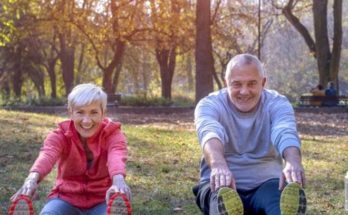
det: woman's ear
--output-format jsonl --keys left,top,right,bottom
{"left": 68, "top": 108, "right": 72, "bottom": 117}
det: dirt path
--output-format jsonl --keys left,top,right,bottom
{"left": 110, "top": 111, "right": 348, "bottom": 137}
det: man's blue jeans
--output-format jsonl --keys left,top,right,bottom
{"left": 39, "top": 198, "right": 107, "bottom": 215}
{"left": 194, "top": 178, "right": 282, "bottom": 215}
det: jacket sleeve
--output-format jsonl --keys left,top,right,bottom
{"left": 30, "top": 129, "right": 65, "bottom": 182}
{"left": 106, "top": 130, "right": 128, "bottom": 178}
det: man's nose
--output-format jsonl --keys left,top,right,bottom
{"left": 239, "top": 86, "right": 249, "bottom": 94}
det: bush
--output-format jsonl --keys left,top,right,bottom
{"left": 119, "top": 95, "right": 173, "bottom": 106}
{"left": 1, "top": 97, "right": 66, "bottom": 107}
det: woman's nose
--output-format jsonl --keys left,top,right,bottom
{"left": 82, "top": 115, "right": 92, "bottom": 123}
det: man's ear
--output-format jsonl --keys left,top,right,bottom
{"left": 262, "top": 77, "right": 267, "bottom": 87}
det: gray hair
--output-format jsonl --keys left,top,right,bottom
{"left": 67, "top": 83, "right": 107, "bottom": 112}
{"left": 225, "top": 53, "right": 265, "bottom": 80}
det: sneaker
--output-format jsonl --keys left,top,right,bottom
{"left": 8, "top": 195, "right": 34, "bottom": 215}
{"left": 280, "top": 182, "right": 307, "bottom": 215}
{"left": 107, "top": 192, "right": 132, "bottom": 215}
{"left": 217, "top": 187, "right": 244, "bottom": 215}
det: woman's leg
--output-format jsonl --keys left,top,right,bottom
{"left": 87, "top": 202, "right": 107, "bottom": 215}
{"left": 39, "top": 198, "right": 83, "bottom": 215}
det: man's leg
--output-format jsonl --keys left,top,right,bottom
{"left": 193, "top": 182, "right": 243, "bottom": 215}
{"left": 193, "top": 182, "right": 213, "bottom": 215}
{"left": 249, "top": 178, "right": 281, "bottom": 215}
{"left": 39, "top": 198, "right": 83, "bottom": 215}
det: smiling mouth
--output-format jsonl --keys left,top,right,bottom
{"left": 81, "top": 125, "right": 94, "bottom": 130}
{"left": 237, "top": 97, "right": 250, "bottom": 103}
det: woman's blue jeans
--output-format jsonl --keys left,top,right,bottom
{"left": 39, "top": 198, "right": 106, "bottom": 215}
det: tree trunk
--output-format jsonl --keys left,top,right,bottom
{"left": 102, "top": 40, "right": 126, "bottom": 94}
{"left": 155, "top": 47, "right": 176, "bottom": 100}
{"left": 313, "top": 0, "right": 331, "bottom": 86}
{"left": 195, "top": 0, "right": 214, "bottom": 103}
{"left": 111, "top": 61, "right": 123, "bottom": 93}
{"left": 13, "top": 47, "right": 23, "bottom": 97}
{"left": 59, "top": 34, "right": 75, "bottom": 96}
{"left": 48, "top": 58, "right": 57, "bottom": 98}
{"left": 186, "top": 54, "right": 194, "bottom": 91}
{"left": 329, "top": 0, "right": 342, "bottom": 91}
{"left": 142, "top": 52, "right": 151, "bottom": 95}
{"left": 282, "top": 0, "right": 342, "bottom": 92}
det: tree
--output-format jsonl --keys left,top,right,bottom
{"left": 211, "top": 1, "right": 273, "bottom": 88}
{"left": 195, "top": 0, "right": 215, "bottom": 103}
{"left": 148, "top": 0, "right": 194, "bottom": 100}
{"left": 274, "top": 0, "right": 342, "bottom": 90}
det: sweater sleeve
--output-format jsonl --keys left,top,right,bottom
{"left": 270, "top": 95, "right": 301, "bottom": 156}
{"left": 195, "top": 96, "right": 229, "bottom": 150}
{"left": 30, "top": 130, "right": 65, "bottom": 181}
{"left": 106, "top": 131, "right": 128, "bottom": 178}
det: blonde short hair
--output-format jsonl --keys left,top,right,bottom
{"left": 67, "top": 83, "right": 107, "bottom": 112}
{"left": 225, "top": 53, "right": 265, "bottom": 80}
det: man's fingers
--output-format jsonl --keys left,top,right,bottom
{"left": 291, "top": 171, "right": 299, "bottom": 183}
{"left": 284, "top": 170, "right": 292, "bottom": 184}
{"left": 225, "top": 174, "right": 232, "bottom": 189}
{"left": 230, "top": 177, "right": 236, "bottom": 190}
{"left": 220, "top": 174, "right": 227, "bottom": 187}
{"left": 215, "top": 174, "right": 220, "bottom": 191}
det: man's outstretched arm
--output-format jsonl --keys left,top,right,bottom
{"left": 279, "top": 146, "right": 306, "bottom": 190}
{"left": 204, "top": 138, "right": 236, "bottom": 192}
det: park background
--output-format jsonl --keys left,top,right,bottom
{"left": 1, "top": 0, "right": 348, "bottom": 214}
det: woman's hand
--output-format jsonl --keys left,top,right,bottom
{"left": 105, "top": 174, "right": 131, "bottom": 203}
{"left": 10, "top": 172, "right": 39, "bottom": 201}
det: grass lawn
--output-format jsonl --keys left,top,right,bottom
{"left": 0, "top": 109, "right": 347, "bottom": 214}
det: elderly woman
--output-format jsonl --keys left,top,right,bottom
{"left": 10, "top": 83, "right": 131, "bottom": 215}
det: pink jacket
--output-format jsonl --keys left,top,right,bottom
{"left": 30, "top": 118, "right": 127, "bottom": 209}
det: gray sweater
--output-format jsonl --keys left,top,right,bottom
{"left": 195, "top": 88, "right": 301, "bottom": 190}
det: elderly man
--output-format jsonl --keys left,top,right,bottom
{"left": 193, "top": 53, "right": 306, "bottom": 215}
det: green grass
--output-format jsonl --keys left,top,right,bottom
{"left": 0, "top": 109, "right": 347, "bottom": 214}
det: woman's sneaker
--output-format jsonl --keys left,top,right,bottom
{"left": 217, "top": 187, "right": 244, "bottom": 215}
{"left": 280, "top": 182, "right": 307, "bottom": 215}
{"left": 107, "top": 192, "right": 132, "bottom": 215}
{"left": 8, "top": 195, "right": 34, "bottom": 215}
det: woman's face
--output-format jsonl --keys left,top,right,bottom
{"left": 69, "top": 101, "right": 104, "bottom": 140}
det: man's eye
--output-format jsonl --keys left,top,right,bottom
{"left": 232, "top": 83, "right": 241, "bottom": 88}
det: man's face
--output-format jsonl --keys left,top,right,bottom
{"left": 226, "top": 63, "right": 266, "bottom": 112}
{"left": 69, "top": 101, "right": 105, "bottom": 140}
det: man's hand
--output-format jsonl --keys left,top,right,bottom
{"left": 10, "top": 172, "right": 39, "bottom": 201}
{"left": 204, "top": 138, "right": 236, "bottom": 192}
{"left": 210, "top": 165, "right": 236, "bottom": 192}
{"left": 279, "top": 146, "right": 306, "bottom": 190}
{"left": 105, "top": 174, "right": 131, "bottom": 203}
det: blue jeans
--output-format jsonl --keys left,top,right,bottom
{"left": 39, "top": 198, "right": 107, "bottom": 215}
{"left": 194, "top": 178, "right": 281, "bottom": 215}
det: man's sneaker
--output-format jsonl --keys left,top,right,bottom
{"left": 280, "top": 182, "right": 307, "bottom": 215}
{"left": 107, "top": 192, "right": 132, "bottom": 215}
{"left": 217, "top": 187, "right": 244, "bottom": 215}
{"left": 8, "top": 195, "right": 34, "bottom": 215}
